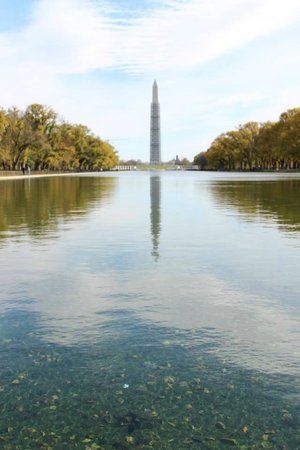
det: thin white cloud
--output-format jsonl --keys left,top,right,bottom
{"left": 115, "top": 0, "right": 300, "bottom": 72}
{"left": 1, "top": 0, "right": 300, "bottom": 74}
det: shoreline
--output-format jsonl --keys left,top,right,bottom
{"left": 0, "top": 172, "right": 94, "bottom": 181}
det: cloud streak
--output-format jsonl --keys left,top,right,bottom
{"left": 1, "top": 0, "right": 300, "bottom": 75}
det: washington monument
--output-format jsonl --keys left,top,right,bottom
{"left": 150, "top": 81, "right": 161, "bottom": 165}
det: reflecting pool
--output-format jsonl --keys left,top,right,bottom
{"left": 0, "top": 172, "right": 300, "bottom": 449}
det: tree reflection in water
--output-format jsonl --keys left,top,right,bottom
{"left": 0, "top": 176, "right": 117, "bottom": 242}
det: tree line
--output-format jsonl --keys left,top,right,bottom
{"left": 0, "top": 104, "right": 119, "bottom": 171}
{"left": 194, "top": 108, "right": 300, "bottom": 171}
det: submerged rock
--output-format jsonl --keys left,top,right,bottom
{"left": 220, "top": 437, "right": 238, "bottom": 446}
{"left": 215, "top": 421, "right": 226, "bottom": 430}
{"left": 282, "top": 412, "right": 295, "bottom": 426}
{"left": 115, "top": 411, "right": 153, "bottom": 433}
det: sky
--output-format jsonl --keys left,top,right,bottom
{"left": 0, "top": 0, "right": 300, "bottom": 162}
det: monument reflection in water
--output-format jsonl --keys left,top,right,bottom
{"left": 150, "top": 175, "right": 161, "bottom": 261}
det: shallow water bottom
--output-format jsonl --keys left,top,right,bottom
{"left": 1, "top": 310, "right": 299, "bottom": 450}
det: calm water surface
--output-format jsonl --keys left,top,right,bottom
{"left": 0, "top": 172, "right": 300, "bottom": 449}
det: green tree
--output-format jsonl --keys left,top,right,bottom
{"left": 233, "top": 122, "right": 261, "bottom": 170}
{"left": 277, "top": 108, "right": 300, "bottom": 169}
{"left": 193, "top": 152, "right": 207, "bottom": 170}
{"left": 0, "top": 109, "right": 9, "bottom": 169}
{"left": 24, "top": 104, "right": 58, "bottom": 170}
{"left": 205, "top": 133, "right": 237, "bottom": 170}
{"left": 256, "top": 121, "right": 279, "bottom": 169}
{"left": 2, "top": 107, "right": 36, "bottom": 170}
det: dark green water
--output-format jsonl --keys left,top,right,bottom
{"left": 0, "top": 172, "right": 300, "bottom": 449}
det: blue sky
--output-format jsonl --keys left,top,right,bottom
{"left": 0, "top": 0, "right": 300, "bottom": 162}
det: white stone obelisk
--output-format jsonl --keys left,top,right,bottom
{"left": 150, "top": 81, "right": 161, "bottom": 165}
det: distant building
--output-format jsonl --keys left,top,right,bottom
{"left": 150, "top": 81, "right": 161, "bottom": 165}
